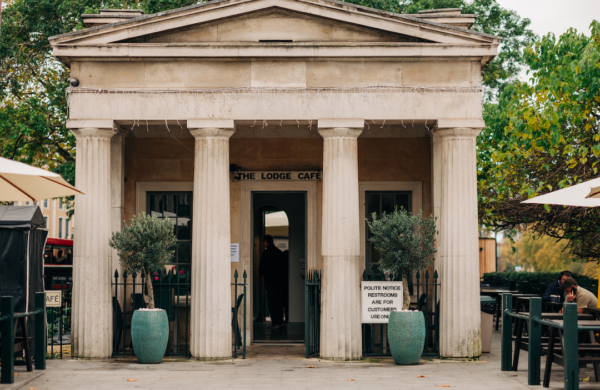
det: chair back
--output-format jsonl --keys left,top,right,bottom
{"left": 131, "top": 293, "right": 147, "bottom": 310}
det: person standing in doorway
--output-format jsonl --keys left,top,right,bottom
{"left": 259, "top": 235, "right": 285, "bottom": 328}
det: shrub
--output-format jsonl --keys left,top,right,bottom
{"left": 483, "top": 271, "right": 598, "bottom": 293}
{"left": 367, "top": 208, "right": 437, "bottom": 309}
{"left": 109, "top": 213, "right": 177, "bottom": 309}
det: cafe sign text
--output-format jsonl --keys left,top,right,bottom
{"left": 234, "top": 171, "right": 322, "bottom": 181}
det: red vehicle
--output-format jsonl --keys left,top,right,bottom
{"left": 44, "top": 238, "right": 73, "bottom": 290}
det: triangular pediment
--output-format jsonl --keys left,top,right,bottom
{"left": 120, "top": 9, "right": 429, "bottom": 44}
{"left": 50, "top": 0, "right": 501, "bottom": 46}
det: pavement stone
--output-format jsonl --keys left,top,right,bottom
{"left": 2, "top": 331, "right": 600, "bottom": 389}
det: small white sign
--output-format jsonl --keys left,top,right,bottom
{"left": 231, "top": 243, "right": 239, "bottom": 263}
{"left": 361, "top": 281, "right": 403, "bottom": 323}
{"left": 45, "top": 291, "right": 62, "bottom": 308}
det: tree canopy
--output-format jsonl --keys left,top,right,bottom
{"left": 478, "top": 21, "right": 600, "bottom": 259}
{"left": 0, "top": 0, "right": 199, "bottom": 183}
{"left": 344, "top": 0, "right": 536, "bottom": 96}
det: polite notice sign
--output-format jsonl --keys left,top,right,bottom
{"left": 361, "top": 281, "right": 403, "bottom": 323}
{"left": 234, "top": 171, "right": 322, "bottom": 181}
{"left": 45, "top": 291, "right": 62, "bottom": 308}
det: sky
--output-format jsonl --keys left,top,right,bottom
{"left": 496, "top": 0, "right": 599, "bottom": 38}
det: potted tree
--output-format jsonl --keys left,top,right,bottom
{"left": 367, "top": 208, "right": 436, "bottom": 365}
{"left": 109, "top": 213, "right": 177, "bottom": 364}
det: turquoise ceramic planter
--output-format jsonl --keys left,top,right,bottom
{"left": 387, "top": 310, "right": 425, "bottom": 365}
{"left": 131, "top": 309, "right": 169, "bottom": 364}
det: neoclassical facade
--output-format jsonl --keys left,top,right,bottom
{"left": 50, "top": 0, "right": 499, "bottom": 360}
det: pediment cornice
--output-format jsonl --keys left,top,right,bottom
{"left": 49, "top": 0, "right": 501, "bottom": 47}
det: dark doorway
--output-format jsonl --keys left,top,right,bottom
{"left": 252, "top": 192, "right": 306, "bottom": 343}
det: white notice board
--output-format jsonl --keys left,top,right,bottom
{"left": 45, "top": 291, "right": 62, "bottom": 308}
{"left": 231, "top": 243, "right": 239, "bottom": 262}
{"left": 361, "top": 281, "right": 403, "bottom": 323}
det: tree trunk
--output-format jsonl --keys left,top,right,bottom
{"left": 145, "top": 271, "right": 155, "bottom": 309}
{"left": 402, "top": 270, "right": 410, "bottom": 310}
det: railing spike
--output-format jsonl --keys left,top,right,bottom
{"left": 243, "top": 270, "right": 247, "bottom": 278}
{"left": 132, "top": 272, "right": 137, "bottom": 279}
{"left": 425, "top": 270, "right": 430, "bottom": 279}
{"left": 434, "top": 270, "right": 439, "bottom": 279}
{"left": 114, "top": 269, "right": 119, "bottom": 278}
{"left": 123, "top": 270, "right": 128, "bottom": 279}
{"left": 416, "top": 270, "right": 420, "bottom": 280}
{"left": 234, "top": 269, "right": 239, "bottom": 278}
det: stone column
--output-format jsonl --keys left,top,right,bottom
{"left": 71, "top": 127, "right": 114, "bottom": 358}
{"left": 318, "top": 119, "right": 363, "bottom": 360}
{"left": 435, "top": 127, "right": 482, "bottom": 358}
{"left": 188, "top": 120, "right": 235, "bottom": 359}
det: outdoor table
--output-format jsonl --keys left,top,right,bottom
{"left": 582, "top": 307, "right": 600, "bottom": 320}
{"left": 511, "top": 312, "right": 594, "bottom": 371}
{"left": 543, "top": 319, "right": 600, "bottom": 387}
{"left": 543, "top": 301, "right": 563, "bottom": 313}
{"left": 480, "top": 288, "right": 518, "bottom": 330}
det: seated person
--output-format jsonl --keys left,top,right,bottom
{"left": 542, "top": 270, "right": 573, "bottom": 305}
{"left": 562, "top": 277, "right": 598, "bottom": 313}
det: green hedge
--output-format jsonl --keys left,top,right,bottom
{"left": 483, "top": 271, "right": 598, "bottom": 293}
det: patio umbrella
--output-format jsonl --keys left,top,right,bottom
{"left": 522, "top": 176, "right": 600, "bottom": 305}
{"left": 0, "top": 157, "right": 84, "bottom": 202}
{"left": 522, "top": 177, "right": 600, "bottom": 207}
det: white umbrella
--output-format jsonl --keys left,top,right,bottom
{"left": 521, "top": 177, "right": 600, "bottom": 208}
{"left": 0, "top": 157, "right": 84, "bottom": 202}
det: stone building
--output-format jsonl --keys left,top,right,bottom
{"left": 49, "top": 0, "right": 499, "bottom": 360}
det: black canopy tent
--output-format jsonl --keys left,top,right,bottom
{"left": 0, "top": 205, "right": 48, "bottom": 354}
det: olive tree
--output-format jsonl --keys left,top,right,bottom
{"left": 109, "top": 213, "right": 177, "bottom": 309}
{"left": 367, "top": 209, "right": 437, "bottom": 309}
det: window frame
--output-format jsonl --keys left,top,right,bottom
{"left": 146, "top": 191, "right": 193, "bottom": 275}
{"left": 359, "top": 181, "right": 423, "bottom": 270}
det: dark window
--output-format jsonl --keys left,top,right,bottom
{"left": 147, "top": 192, "right": 193, "bottom": 278}
{"left": 44, "top": 245, "right": 73, "bottom": 265}
{"left": 365, "top": 191, "right": 412, "bottom": 267}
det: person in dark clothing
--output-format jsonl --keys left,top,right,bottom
{"left": 542, "top": 270, "right": 573, "bottom": 305}
{"left": 259, "top": 235, "right": 285, "bottom": 328}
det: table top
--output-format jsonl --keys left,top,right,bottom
{"left": 519, "top": 312, "right": 594, "bottom": 320}
{"left": 481, "top": 289, "right": 518, "bottom": 294}
{"left": 514, "top": 294, "right": 542, "bottom": 299}
{"left": 548, "top": 319, "right": 600, "bottom": 328}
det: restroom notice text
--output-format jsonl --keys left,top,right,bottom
{"left": 361, "top": 281, "right": 403, "bottom": 324}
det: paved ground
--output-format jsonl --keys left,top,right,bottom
{"left": 3, "top": 332, "right": 600, "bottom": 390}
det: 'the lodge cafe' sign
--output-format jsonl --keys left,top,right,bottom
{"left": 233, "top": 171, "right": 322, "bottom": 181}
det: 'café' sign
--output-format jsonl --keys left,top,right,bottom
{"left": 234, "top": 171, "right": 322, "bottom": 181}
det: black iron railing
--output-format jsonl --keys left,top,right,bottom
{"left": 232, "top": 270, "right": 247, "bottom": 359}
{"left": 0, "top": 293, "right": 46, "bottom": 384}
{"left": 362, "top": 269, "right": 440, "bottom": 357}
{"left": 46, "top": 283, "right": 71, "bottom": 359}
{"left": 112, "top": 268, "right": 247, "bottom": 358}
{"left": 305, "top": 270, "right": 321, "bottom": 358}
{"left": 112, "top": 268, "right": 192, "bottom": 357}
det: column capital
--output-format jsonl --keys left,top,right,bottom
{"left": 67, "top": 119, "right": 114, "bottom": 129}
{"left": 71, "top": 128, "right": 115, "bottom": 140}
{"left": 436, "top": 119, "right": 485, "bottom": 129}
{"left": 188, "top": 119, "right": 235, "bottom": 139}
{"left": 433, "top": 128, "right": 481, "bottom": 139}
{"left": 318, "top": 119, "right": 363, "bottom": 139}
{"left": 189, "top": 128, "right": 235, "bottom": 139}
{"left": 318, "top": 118, "right": 364, "bottom": 130}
